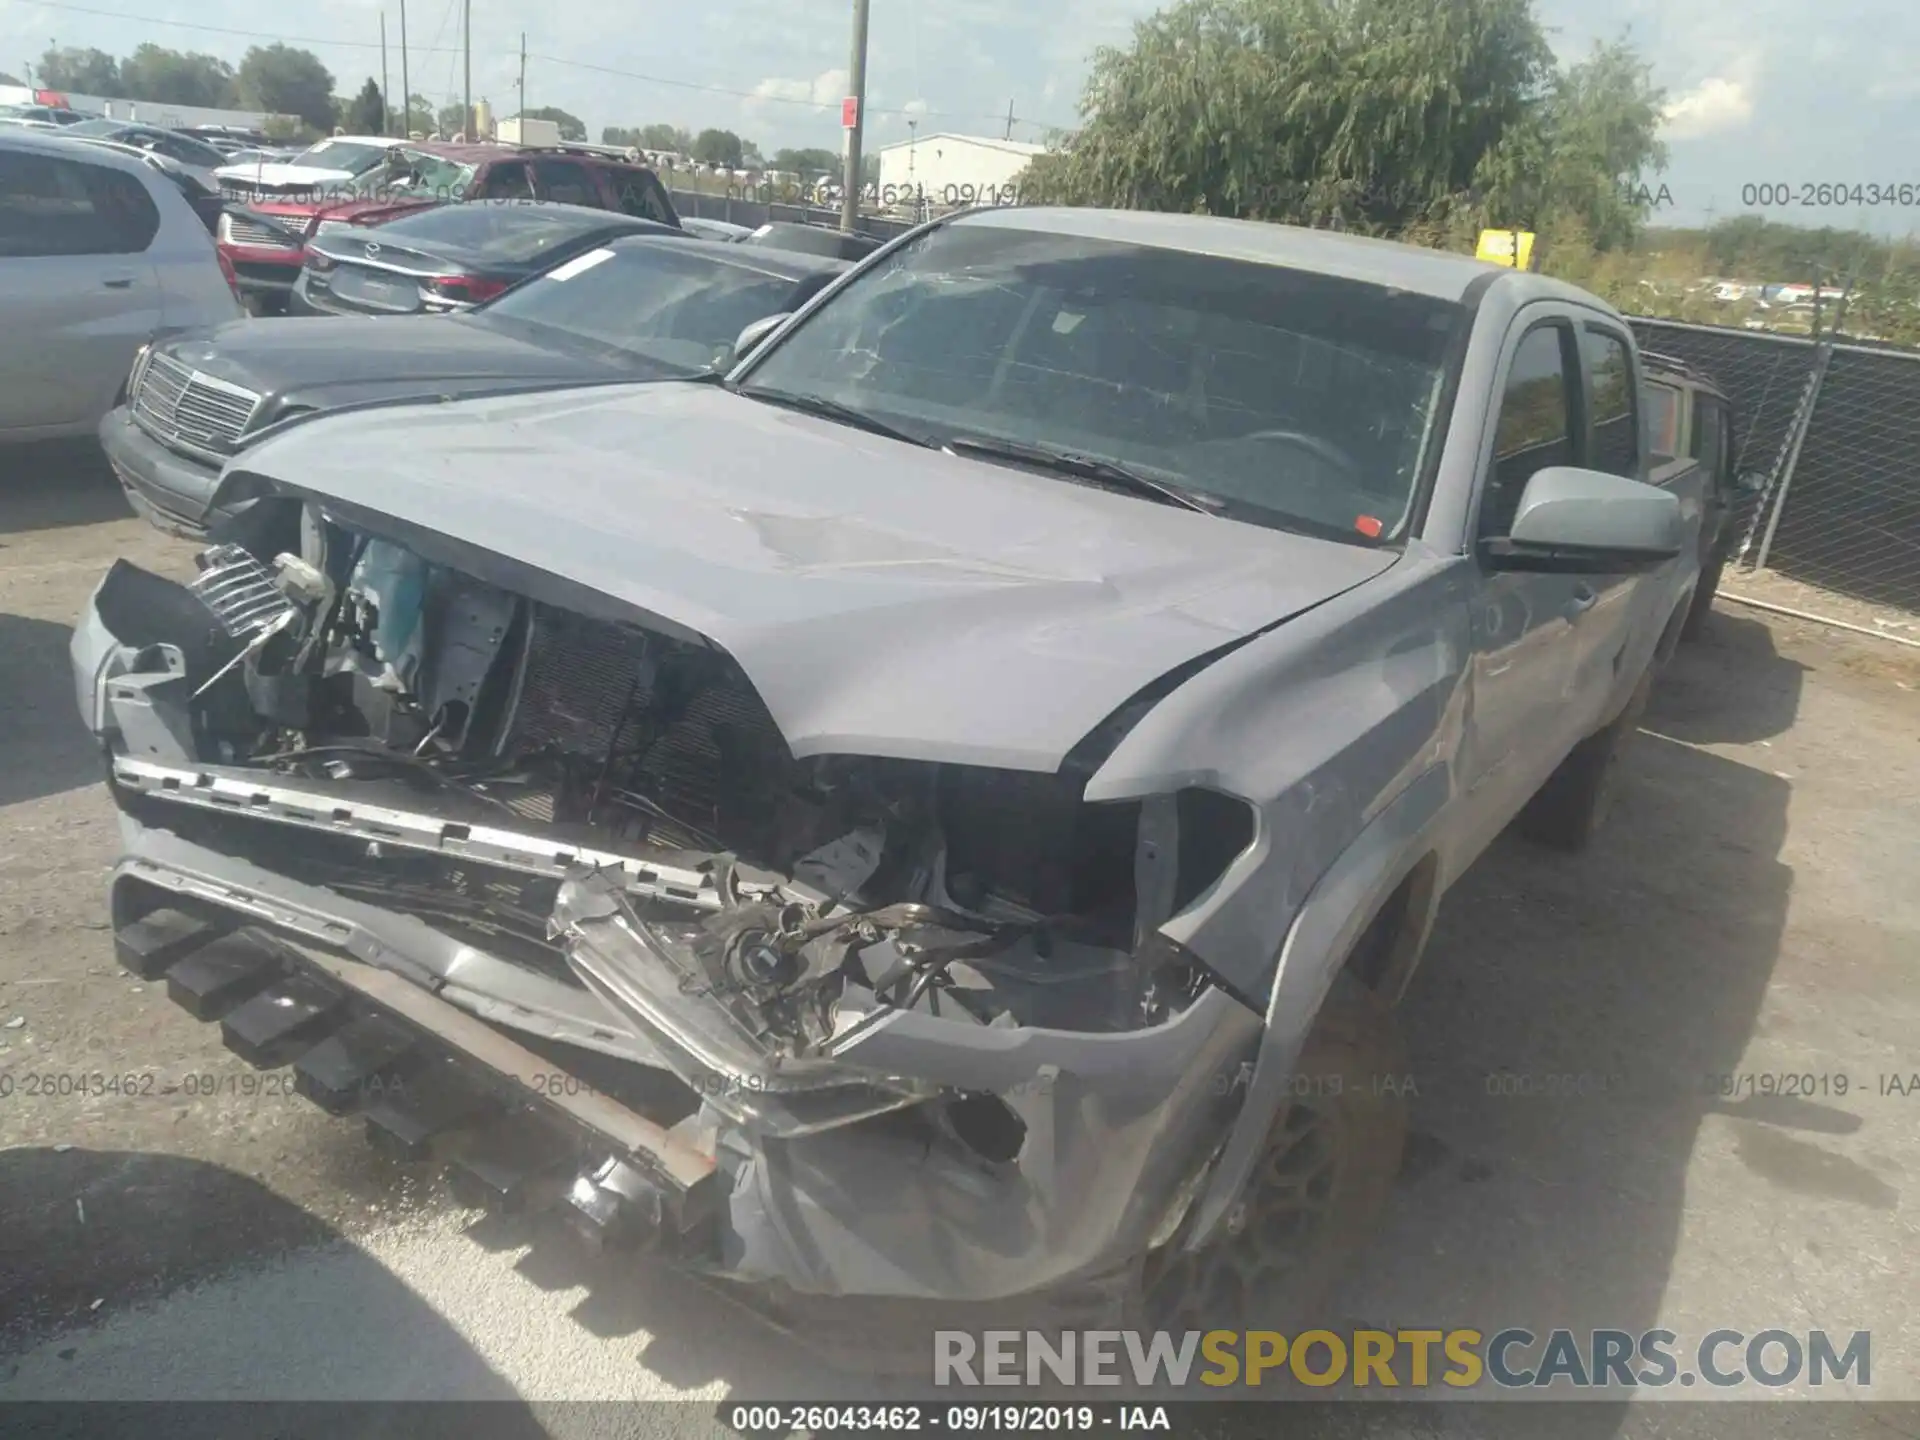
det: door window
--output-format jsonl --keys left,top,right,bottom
{"left": 608, "top": 167, "right": 676, "bottom": 224}
{"left": 530, "top": 159, "right": 599, "bottom": 207}
{"left": 1644, "top": 380, "right": 1682, "bottom": 462}
{"left": 1582, "top": 325, "right": 1639, "bottom": 477}
{"left": 1480, "top": 322, "right": 1577, "bottom": 540}
{"left": 1691, "top": 394, "right": 1725, "bottom": 481}
{"left": 475, "top": 161, "right": 533, "bottom": 200}
{"left": 0, "top": 150, "right": 159, "bottom": 256}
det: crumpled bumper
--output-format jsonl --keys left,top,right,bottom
{"left": 73, "top": 563, "right": 1266, "bottom": 1309}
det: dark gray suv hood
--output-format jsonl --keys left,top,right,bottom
{"left": 229, "top": 382, "right": 1398, "bottom": 770}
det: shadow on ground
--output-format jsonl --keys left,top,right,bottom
{"left": 0, "top": 443, "right": 129, "bottom": 539}
{"left": 0, "top": 613, "right": 105, "bottom": 807}
{"left": 1647, "top": 609, "right": 1809, "bottom": 746}
{"left": 1322, "top": 621, "right": 1811, "bottom": 1437}
{"left": 0, "top": 1148, "right": 547, "bottom": 1435}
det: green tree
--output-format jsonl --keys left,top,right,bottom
{"left": 691, "top": 127, "right": 745, "bottom": 168}
{"left": 346, "top": 78, "right": 386, "bottom": 134}
{"left": 518, "top": 105, "right": 585, "bottom": 140}
{"left": 36, "top": 46, "right": 121, "bottom": 95}
{"left": 119, "top": 44, "right": 238, "bottom": 107}
{"left": 0, "top": 71, "right": 21, "bottom": 86}
{"left": 771, "top": 146, "right": 839, "bottom": 177}
{"left": 1477, "top": 37, "right": 1668, "bottom": 249}
{"left": 398, "top": 93, "right": 434, "bottom": 136}
{"left": 645, "top": 123, "right": 693, "bottom": 152}
{"left": 1020, "top": 0, "right": 1665, "bottom": 249}
{"left": 235, "top": 45, "right": 336, "bottom": 131}
{"left": 438, "top": 102, "right": 469, "bottom": 137}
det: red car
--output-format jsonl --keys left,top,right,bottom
{"left": 218, "top": 141, "right": 681, "bottom": 314}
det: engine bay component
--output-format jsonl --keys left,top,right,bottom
{"left": 189, "top": 543, "right": 298, "bottom": 641}
{"left": 97, "top": 511, "right": 1251, "bottom": 1142}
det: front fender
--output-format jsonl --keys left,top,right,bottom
{"left": 1179, "top": 760, "right": 1451, "bottom": 1251}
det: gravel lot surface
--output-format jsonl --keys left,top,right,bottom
{"left": 2, "top": 448, "right": 1916, "bottom": 1438}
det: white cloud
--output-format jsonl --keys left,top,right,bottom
{"left": 1661, "top": 76, "right": 1754, "bottom": 138}
{"left": 748, "top": 67, "right": 849, "bottom": 112}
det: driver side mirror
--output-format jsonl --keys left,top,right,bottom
{"left": 1482, "top": 466, "right": 1684, "bottom": 574}
{"left": 731, "top": 312, "right": 790, "bottom": 362}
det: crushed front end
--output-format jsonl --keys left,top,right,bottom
{"left": 71, "top": 499, "right": 1265, "bottom": 1334}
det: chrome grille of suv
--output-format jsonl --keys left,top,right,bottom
{"left": 223, "top": 213, "right": 301, "bottom": 248}
{"left": 132, "top": 352, "right": 260, "bottom": 452}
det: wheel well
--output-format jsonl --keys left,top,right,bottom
{"left": 1342, "top": 853, "right": 1440, "bottom": 1004}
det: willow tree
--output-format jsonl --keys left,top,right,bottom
{"left": 1020, "top": 0, "right": 1666, "bottom": 247}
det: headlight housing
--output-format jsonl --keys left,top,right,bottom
{"left": 127, "top": 342, "right": 154, "bottom": 400}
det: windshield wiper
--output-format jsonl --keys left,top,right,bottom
{"left": 943, "top": 434, "right": 1219, "bottom": 514}
{"left": 732, "top": 386, "right": 935, "bottom": 447}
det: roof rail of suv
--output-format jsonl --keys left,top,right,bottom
{"left": 1640, "top": 348, "right": 1701, "bottom": 378}
{"left": 511, "top": 140, "right": 651, "bottom": 164}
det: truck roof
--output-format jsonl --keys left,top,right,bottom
{"left": 951, "top": 206, "right": 1622, "bottom": 311}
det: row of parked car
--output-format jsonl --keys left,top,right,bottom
{"left": 32, "top": 105, "right": 1769, "bottom": 1348}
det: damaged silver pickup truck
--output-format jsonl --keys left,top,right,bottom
{"left": 70, "top": 206, "right": 1704, "bottom": 1350}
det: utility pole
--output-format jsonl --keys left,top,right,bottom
{"left": 517, "top": 32, "right": 526, "bottom": 120}
{"left": 399, "top": 0, "right": 410, "bottom": 137}
{"left": 838, "top": 0, "right": 870, "bottom": 233}
{"left": 1004, "top": 99, "right": 1013, "bottom": 141}
{"left": 462, "top": 0, "right": 472, "bottom": 140}
{"left": 380, "top": 14, "right": 390, "bottom": 135}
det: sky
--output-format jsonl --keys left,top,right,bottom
{"left": 7, "top": 0, "right": 1920, "bottom": 235}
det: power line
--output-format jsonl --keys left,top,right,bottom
{"left": 26, "top": 0, "right": 1072, "bottom": 134}
{"left": 30, "top": 0, "right": 455, "bottom": 53}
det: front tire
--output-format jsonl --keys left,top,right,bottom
{"left": 1142, "top": 973, "right": 1408, "bottom": 1334}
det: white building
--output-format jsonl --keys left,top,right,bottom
{"left": 39, "top": 89, "right": 279, "bottom": 131}
{"left": 874, "top": 132, "right": 1046, "bottom": 205}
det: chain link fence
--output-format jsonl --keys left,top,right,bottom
{"left": 1630, "top": 318, "right": 1920, "bottom": 620}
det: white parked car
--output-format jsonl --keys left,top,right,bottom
{"left": 215, "top": 135, "right": 396, "bottom": 198}
{"left": 0, "top": 127, "right": 242, "bottom": 442}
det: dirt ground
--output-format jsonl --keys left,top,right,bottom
{"left": 2, "top": 446, "right": 1916, "bottom": 1433}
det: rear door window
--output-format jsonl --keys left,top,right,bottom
{"left": 530, "top": 160, "right": 601, "bottom": 207}
{"left": 607, "top": 167, "right": 677, "bottom": 224}
{"left": 1644, "top": 381, "right": 1682, "bottom": 462}
{"left": 0, "top": 150, "right": 159, "bottom": 256}
{"left": 1691, "top": 394, "right": 1725, "bottom": 481}
{"left": 476, "top": 161, "right": 533, "bottom": 200}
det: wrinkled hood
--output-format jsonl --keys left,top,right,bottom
{"left": 163, "top": 316, "right": 620, "bottom": 398}
{"left": 229, "top": 383, "right": 1399, "bottom": 771}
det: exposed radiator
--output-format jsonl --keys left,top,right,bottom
{"left": 498, "top": 604, "right": 790, "bottom": 845}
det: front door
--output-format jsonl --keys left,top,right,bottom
{"left": 1456, "top": 311, "right": 1593, "bottom": 854}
